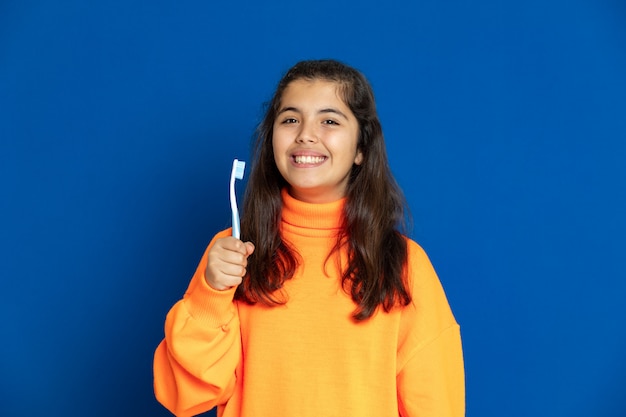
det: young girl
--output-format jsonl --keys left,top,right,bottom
{"left": 154, "top": 59, "right": 465, "bottom": 417}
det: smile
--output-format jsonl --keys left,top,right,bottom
{"left": 294, "top": 155, "right": 326, "bottom": 164}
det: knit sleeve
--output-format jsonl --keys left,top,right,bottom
{"left": 396, "top": 241, "right": 465, "bottom": 417}
{"left": 153, "top": 230, "right": 241, "bottom": 417}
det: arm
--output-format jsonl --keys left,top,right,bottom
{"left": 397, "top": 324, "right": 465, "bottom": 416}
{"left": 153, "top": 231, "right": 252, "bottom": 417}
{"left": 397, "top": 241, "right": 465, "bottom": 417}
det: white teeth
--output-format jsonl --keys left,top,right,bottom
{"left": 294, "top": 155, "right": 325, "bottom": 164}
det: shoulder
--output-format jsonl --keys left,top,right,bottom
{"left": 404, "top": 237, "right": 437, "bottom": 283}
{"left": 400, "top": 237, "right": 459, "bottom": 339}
{"left": 405, "top": 238, "right": 430, "bottom": 262}
{"left": 403, "top": 237, "right": 454, "bottom": 314}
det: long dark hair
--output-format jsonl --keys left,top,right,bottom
{"left": 236, "top": 59, "right": 411, "bottom": 321}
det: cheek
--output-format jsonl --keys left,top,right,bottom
{"left": 272, "top": 142, "right": 281, "bottom": 161}
{"left": 271, "top": 135, "right": 288, "bottom": 167}
{"left": 272, "top": 129, "right": 285, "bottom": 149}
{"left": 271, "top": 132, "right": 281, "bottom": 154}
{"left": 273, "top": 128, "right": 295, "bottom": 157}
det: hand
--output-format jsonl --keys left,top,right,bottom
{"left": 204, "top": 237, "right": 255, "bottom": 291}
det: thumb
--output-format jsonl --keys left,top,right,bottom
{"left": 244, "top": 241, "right": 255, "bottom": 257}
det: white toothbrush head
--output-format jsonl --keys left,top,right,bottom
{"left": 232, "top": 159, "right": 246, "bottom": 180}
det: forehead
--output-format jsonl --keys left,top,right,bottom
{"left": 280, "top": 79, "right": 347, "bottom": 107}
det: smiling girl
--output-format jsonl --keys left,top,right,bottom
{"left": 154, "top": 59, "right": 465, "bottom": 417}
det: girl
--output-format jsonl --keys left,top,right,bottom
{"left": 154, "top": 59, "right": 465, "bottom": 417}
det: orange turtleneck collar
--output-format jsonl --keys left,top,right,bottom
{"left": 280, "top": 188, "right": 345, "bottom": 236}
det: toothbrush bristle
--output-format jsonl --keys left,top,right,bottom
{"left": 234, "top": 160, "right": 246, "bottom": 179}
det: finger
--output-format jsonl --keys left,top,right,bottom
{"left": 204, "top": 261, "right": 245, "bottom": 290}
{"left": 215, "top": 248, "right": 248, "bottom": 266}
{"left": 206, "top": 272, "right": 242, "bottom": 291}
{"left": 220, "top": 236, "right": 249, "bottom": 255}
{"left": 244, "top": 241, "right": 255, "bottom": 256}
{"left": 216, "top": 261, "right": 247, "bottom": 278}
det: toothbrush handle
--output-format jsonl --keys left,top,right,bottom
{"left": 232, "top": 209, "right": 240, "bottom": 239}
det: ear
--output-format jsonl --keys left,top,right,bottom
{"left": 354, "top": 150, "right": 364, "bottom": 165}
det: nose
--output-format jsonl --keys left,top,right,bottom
{"left": 296, "top": 121, "right": 318, "bottom": 144}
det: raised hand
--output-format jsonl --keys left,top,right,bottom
{"left": 204, "top": 237, "right": 255, "bottom": 291}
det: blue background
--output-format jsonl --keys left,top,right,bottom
{"left": 1, "top": 1, "right": 625, "bottom": 416}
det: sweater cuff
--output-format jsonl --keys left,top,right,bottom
{"left": 184, "top": 271, "right": 238, "bottom": 328}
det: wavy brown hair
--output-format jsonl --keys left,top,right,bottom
{"left": 236, "top": 59, "right": 411, "bottom": 321}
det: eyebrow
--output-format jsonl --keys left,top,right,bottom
{"left": 277, "top": 106, "right": 350, "bottom": 121}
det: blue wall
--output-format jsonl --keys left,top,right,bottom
{"left": 1, "top": 1, "right": 625, "bottom": 416}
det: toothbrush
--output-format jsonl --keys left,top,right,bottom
{"left": 230, "top": 158, "right": 246, "bottom": 239}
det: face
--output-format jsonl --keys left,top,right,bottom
{"left": 272, "top": 79, "right": 363, "bottom": 204}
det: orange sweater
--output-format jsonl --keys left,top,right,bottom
{"left": 154, "top": 191, "right": 465, "bottom": 416}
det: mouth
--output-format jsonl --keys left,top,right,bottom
{"left": 293, "top": 155, "right": 327, "bottom": 164}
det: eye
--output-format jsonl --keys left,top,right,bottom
{"left": 322, "top": 119, "right": 340, "bottom": 125}
{"left": 281, "top": 117, "right": 298, "bottom": 124}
